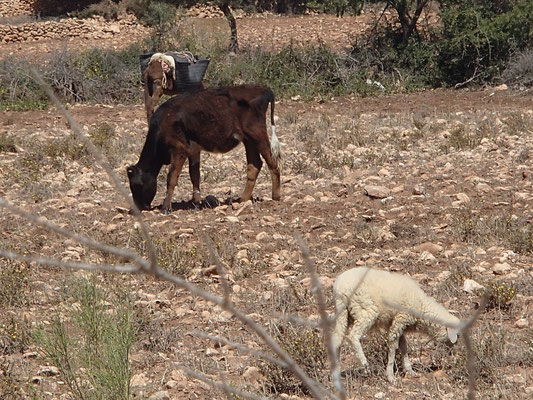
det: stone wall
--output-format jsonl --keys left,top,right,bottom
{"left": 0, "top": 14, "right": 142, "bottom": 43}
{"left": 0, "top": 0, "right": 33, "bottom": 17}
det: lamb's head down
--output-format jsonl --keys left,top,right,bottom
{"left": 422, "top": 320, "right": 460, "bottom": 346}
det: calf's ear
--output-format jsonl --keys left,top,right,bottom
{"left": 447, "top": 327, "right": 459, "bottom": 344}
{"left": 126, "top": 165, "right": 135, "bottom": 178}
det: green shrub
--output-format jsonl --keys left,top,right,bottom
{"left": 0, "top": 59, "right": 48, "bottom": 111}
{"left": 0, "top": 260, "right": 29, "bottom": 308}
{"left": 438, "top": 0, "right": 533, "bottom": 85}
{"left": 0, "top": 134, "right": 17, "bottom": 153}
{"left": 47, "top": 46, "right": 142, "bottom": 104}
{"left": 258, "top": 322, "right": 326, "bottom": 396}
{"left": 35, "top": 276, "right": 136, "bottom": 400}
{"left": 503, "top": 48, "right": 533, "bottom": 87}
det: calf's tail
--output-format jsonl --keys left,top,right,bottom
{"left": 267, "top": 88, "right": 281, "bottom": 165}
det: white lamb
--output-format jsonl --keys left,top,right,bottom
{"left": 332, "top": 267, "right": 460, "bottom": 382}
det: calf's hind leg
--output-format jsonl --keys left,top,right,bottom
{"left": 188, "top": 150, "right": 202, "bottom": 204}
{"left": 257, "top": 135, "right": 281, "bottom": 201}
{"left": 240, "top": 140, "right": 262, "bottom": 202}
{"left": 162, "top": 153, "right": 186, "bottom": 213}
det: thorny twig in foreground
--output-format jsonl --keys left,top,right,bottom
{"left": 297, "top": 234, "right": 346, "bottom": 400}
{"left": 0, "top": 68, "right": 337, "bottom": 399}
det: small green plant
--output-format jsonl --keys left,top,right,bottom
{"left": 258, "top": 322, "right": 326, "bottom": 396}
{"left": 0, "top": 260, "right": 29, "bottom": 308}
{"left": 43, "top": 137, "right": 89, "bottom": 163}
{"left": 0, "top": 134, "right": 17, "bottom": 153}
{"left": 0, "top": 361, "right": 27, "bottom": 398}
{"left": 89, "top": 122, "right": 115, "bottom": 149}
{"left": 0, "top": 315, "right": 32, "bottom": 355}
{"left": 485, "top": 280, "right": 516, "bottom": 311}
{"left": 35, "top": 276, "right": 136, "bottom": 400}
{"left": 153, "top": 238, "right": 205, "bottom": 277}
{"left": 448, "top": 126, "right": 481, "bottom": 150}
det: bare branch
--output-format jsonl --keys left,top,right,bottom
{"left": 202, "top": 232, "right": 232, "bottom": 307}
{"left": 0, "top": 248, "right": 140, "bottom": 274}
{"left": 193, "top": 330, "right": 289, "bottom": 368}
{"left": 297, "top": 235, "right": 345, "bottom": 400}
{"left": 176, "top": 364, "right": 267, "bottom": 400}
{"left": 152, "top": 267, "right": 332, "bottom": 399}
{"left": 0, "top": 197, "right": 147, "bottom": 268}
{"left": 28, "top": 68, "right": 158, "bottom": 270}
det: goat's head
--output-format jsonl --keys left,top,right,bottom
{"left": 126, "top": 165, "right": 157, "bottom": 211}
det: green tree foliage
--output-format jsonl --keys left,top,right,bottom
{"left": 438, "top": 0, "right": 533, "bottom": 85}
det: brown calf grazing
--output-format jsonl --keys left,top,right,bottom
{"left": 127, "top": 85, "right": 281, "bottom": 213}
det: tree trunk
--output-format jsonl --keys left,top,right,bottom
{"left": 218, "top": 1, "right": 239, "bottom": 53}
{"left": 390, "top": 0, "right": 430, "bottom": 47}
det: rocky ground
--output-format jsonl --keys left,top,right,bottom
{"left": 1, "top": 6, "right": 532, "bottom": 400}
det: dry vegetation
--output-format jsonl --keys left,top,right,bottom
{"left": 1, "top": 86, "right": 532, "bottom": 399}
{"left": 1, "top": 5, "right": 533, "bottom": 400}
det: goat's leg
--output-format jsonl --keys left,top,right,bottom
{"left": 240, "top": 140, "right": 262, "bottom": 202}
{"left": 256, "top": 132, "right": 281, "bottom": 201}
{"left": 144, "top": 82, "right": 163, "bottom": 122}
{"left": 188, "top": 150, "right": 201, "bottom": 204}
{"left": 386, "top": 313, "right": 411, "bottom": 382}
{"left": 399, "top": 334, "right": 417, "bottom": 377}
{"left": 162, "top": 153, "right": 186, "bottom": 214}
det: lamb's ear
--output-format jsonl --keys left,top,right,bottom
{"left": 447, "top": 327, "right": 459, "bottom": 344}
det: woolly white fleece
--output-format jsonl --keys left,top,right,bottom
{"left": 332, "top": 267, "right": 460, "bottom": 382}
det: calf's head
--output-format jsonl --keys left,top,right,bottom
{"left": 126, "top": 165, "right": 157, "bottom": 211}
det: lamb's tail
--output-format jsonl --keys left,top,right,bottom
{"left": 331, "top": 294, "right": 349, "bottom": 357}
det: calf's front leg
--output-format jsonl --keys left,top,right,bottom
{"left": 188, "top": 151, "right": 202, "bottom": 204}
{"left": 162, "top": 154, "right": 186, "bottom": 214}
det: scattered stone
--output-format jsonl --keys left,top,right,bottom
{"left": 414, "top": 242, "right": 443, "bottom": 255}
{"left": 420, "top": 251, "right": 436, "bottom": 262}
{"left": 456, "top": 192, "right": 470, "bottom": 203}
{"left": 493, "top": 262, "right": 512, "bottom": 275}
{"left": 256, "top": 232, "right": 269, "bottom": 241}
{"left": 462, "top": 279, "right": 484, "bottom": 294}
{"left": 148, "top": 391, "right": 170, "bottom": 400}
{"left": 131, "top": 373, "right": 148, "bottom": 388}
{"left": 204, "top": 195, "right": 220, "bottom": 208}
{"left": 515, "top": 318, "right": 528, "bottom": 329}
{"left": 242, "top": 366, "right": 264, "bottom": 384}
{"left": 31, "top": 376, "right": 42, "bottom": 384}
{"left": 363, "top": 185, "right": 390, "bottom": 199}
{"left": 37, "top": 366, "right": 60, "bottom": 376}
{"left": 413, "top": 185, "right": 424, "bottom": 195}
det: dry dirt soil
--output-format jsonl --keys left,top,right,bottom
{"left": 1, "top": 10, "right": 533, "bottom": 400}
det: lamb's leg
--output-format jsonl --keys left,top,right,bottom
{"left": 386, "top": 313, "right": 411, "bottom": 383}
{"left": 162, "top": 153, "right": 186, "bottom": 214}
{"left": 346, "top": 311, "right": 377, "bottom": 374}
{"left": 240, "top": 140, "right": 262, "bottom": 202}
{"left": 188, "top": 151, "right": 201, "bottom": 204}
{"left": 331, "top": 301, "right": 349, "bottom": 360}
{"left": 399, "top": 334, "right": 417, "bottom": 377}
